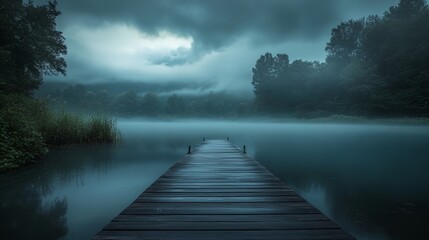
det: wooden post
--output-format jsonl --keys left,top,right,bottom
{"left": 243, "top": 145, "right": 246, "bottom": 154}
{"left": 188, "top": 146, "right": 191, "bottom": 154}
{"left": 227, "top": 137, "right": 229, "bottom": 141}
{"left": 203, "top": 137, "right": 205, "bottom": 142}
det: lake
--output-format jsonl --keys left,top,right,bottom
{"left": 1, "top": 120, "right": 428, "bottom": 240}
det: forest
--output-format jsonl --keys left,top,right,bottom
{"left": 38, "top": 84, "right": 253, "bottom": 117}
{"left": 38, "top": 0, "right": 429, "bottom": 119}
{"left": 252, "top": 0, "right": 429, "bottom": 117}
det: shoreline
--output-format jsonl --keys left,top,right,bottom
{"left": 113, "top": 115, "right": 429, "bottom": 126}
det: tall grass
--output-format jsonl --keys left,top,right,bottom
{"left": 1, "top": 94, "right": 121, "bottom": 171}
{"left": 36, "top": 110, "right": 121, "bottom": 146}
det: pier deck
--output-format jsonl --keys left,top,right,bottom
{"left": 93, "top": 139, "right": 354, "bottom": 239}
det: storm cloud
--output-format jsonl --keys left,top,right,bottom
{"left": 37, "top": 0, "right": 398, "bottom": 95}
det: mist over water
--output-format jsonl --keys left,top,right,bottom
{"left": 2, "top": 1, "right": 429, "bottom": 240}
{"left": 1, "top": 120, "right": 429, "bottom": 240}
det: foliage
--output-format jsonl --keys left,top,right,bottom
{"left": 141, "top": 92, "right": 159, "bottom": 115}
{"left": 165, "top": 94, "right": 185, "bottom": 115}
{"left": 252, "top": 0, "right": 429, "bottom": 118}
{"left": 326, "top": 18, "right": 366, "bottom": 65}
{"left": 114, "top": 90, "right": 140, "bottom": 115}
{"left": 0, "top": 95, "right": 48, "bottom": 170}
{"left": 42, "top": 84, "right": 252, "bottom": 118}
{"left": 0, "top": 94, "right": 120, "bottom": 171}
{"left": 252, "top": 53, "right": 289, "bottom": 111}
{"left": 0, "top": 1, "right": 122, "bottom": 171}
{"left": 0, "top": 0, "right": 67, "bottom": 95}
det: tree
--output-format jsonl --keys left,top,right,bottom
{"left": 95, "top": 89, "right": 111, "bottom": 111}
{"left": 326, "top": 18, "right": 366, "bottom": 65}
{"left": 142, "top": 92, "right": 159, "bottom": 116}
{"left": 386, "top": 0, "right": 428, "bottom": 19}
{"left": 252, "top": 53, "right": 290, "bottom": 112}
{"left": 0, "top": 0, "right": 67, "bottom": 94}
{"left": 165, "top": 94, "right": 185, "bottom": 115}
{"left": 114, "top": 90, "right": 140, "bottom": 115}
{"left": 362, "top": 0, "right": 429, "bottom": 115}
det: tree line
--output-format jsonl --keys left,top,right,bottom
{"left": 252, "top": 0, "right": 429, "bottom": 117}
{"left": 45, "top": 84, "right": 253, "bottom": 117}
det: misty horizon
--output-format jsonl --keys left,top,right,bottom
{"left": 2, "top": 1, "right": 429, "bottom": 239}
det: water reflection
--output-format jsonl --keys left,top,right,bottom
{"left": 0, "top": 130, "right": 183, "bottom": 240}
{"left": 252, "top": 124, "right": 429, "bottom": 240}
{"left": 1, "top": 120, "right": 428, "bottom": 240}
{"left": 0, "top": 171, "right": 68, "bottom": 240}
{"left": 45, "top": 141, "right": 182, "bottom": 240}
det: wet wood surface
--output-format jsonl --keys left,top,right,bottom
{"left": 93, "top": 139, "right": 354, "bottom": 239}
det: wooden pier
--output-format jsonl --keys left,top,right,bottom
{"left": 93, "top": 139, "right": 354, "bottom": 239}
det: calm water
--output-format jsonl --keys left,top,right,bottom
{"left": 1, "top": 120, "right": 429, "bottom": 240}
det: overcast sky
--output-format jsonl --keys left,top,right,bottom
{"left": 39, "top": 0, "right": 399, "bottom": 96}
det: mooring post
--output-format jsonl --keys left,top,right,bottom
{"left": 227, "top": 137, "right": 229, "bottom": 141}
{"left": 243, "top": 145, "right": 246, "bottom": 154}
{"left": 203, "top": 137, "right": 205, "bottom": 142}
{"left": 188, "top": 146, "right": 191, "bottom": 154}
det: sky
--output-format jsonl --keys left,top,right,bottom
{"left": 38, "top": 0, "right": 399, "bottom": 96}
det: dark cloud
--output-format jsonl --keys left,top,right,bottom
{"left": 35, "top": 0, "right": 399, "bottom": 94}
{"left": 51, "top": 0, "right": 397, "bottom": 55}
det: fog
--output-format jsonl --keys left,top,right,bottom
{"left": 2, "top": 120, "right": 429, "bottom": 239}
{"left": 2, "top": 0, "right": 429, "bottom": 240}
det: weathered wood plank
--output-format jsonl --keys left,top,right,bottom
{"left": 139, "top": 192, "right": 299, "bottom": 197}
{"left": 121, "top": 203, "right": 318, "bottom": 215}
{"left": 135, "top": 196, "right": 305, "bottom": 203}
{"left": 92, "top": 139, "right": 354, "bottom": 239}
{"left": 103, "top": 221, "right": 340, "bottom": 231}
{"left": 93, "top": 230, "right": 354, "bottom": 240}
{"left": 112, "top": 214, "right": 330, "bottom": 222}
{"left": 144, "top": 188, "right": 294, "bottom": 193}
{"left": 151, "top": 182, "right": 286, "bottom": 186}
